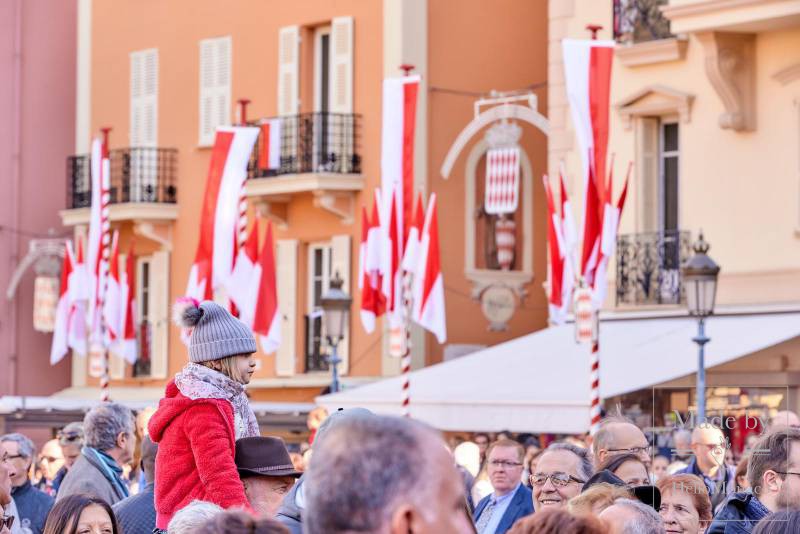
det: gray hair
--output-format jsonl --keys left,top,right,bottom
{"left": 612, "top": 498, "right": 666, "bottom": 534}
{"left": 304, "top": 414, "right": 441, "bottom": 534}
{"left": 545, "top": 442, "right": 595, "bottom": 482}
{"left": 168, "top": 500, "right": 223, "bottom": 534}
{"left": 83, "top": 402, "right": 135, "bottom": 452}
{"left": 0, "top": 433, "right": 35, "bottom": 459}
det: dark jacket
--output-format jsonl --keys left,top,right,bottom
{"left": 473, "top": 484, "right": 534, "bottom": 534}
{"left": 707, "top": 491, "right": 770, "bottom": 534}
{"left": 11, "top": 480, "right": 54, "bottom": 534}
{"left": 112, "top": 482, "right": 156, "bottom": 534}
{"left": 275, "top": 475, "right": 304, "bottom": 534}
{"left": 678, "top": 459, "right": 737, "bottom": 512}
{"left": 56, "top": 450, "right": 128, "bottom": 505}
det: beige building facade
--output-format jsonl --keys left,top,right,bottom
{"left": 549, "top": 0, "right": 800, "bottom": 421}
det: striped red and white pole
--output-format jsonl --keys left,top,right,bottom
{"left": 99, "top": 151, "right": 112, "bottom": 403}
{"left": 589, "top": 336, "right": 601, "bottom": 435}
{"left": 401, "top": 270, "right": 413, "bottom": 417}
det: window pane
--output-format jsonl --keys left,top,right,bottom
{"left": 663, "top": 123, "right": 678, "bottom": 152}
{"left": 320, "top": 34, "right": 330, "bottom": 112}
{"left": 314, "top": 249, "right": 323, "bottom": 276}
{"left": 663, "top": 156, "right": 679, "bottom": 231}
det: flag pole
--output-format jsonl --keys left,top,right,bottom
{"left": 98, "top": 128, "right": 112, "bottom": 402}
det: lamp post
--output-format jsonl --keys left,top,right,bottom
{"left": 681, "top": 232, "right": 720, "bottom": 422}
{"left": 320, "top": 272, "right": 352, "bottom": 394}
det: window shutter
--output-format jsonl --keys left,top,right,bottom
{"left": 142, "top": 49, "right": 158, "bottom": 146}
{"left": 276, "top": 239, "right": 298, "bottom": 376}
{"left": 638, "top": 117, "right": 659, "bottom": 232}
{"left": 148, "top": 250, "right": 170, "bottom": 379}
{"left": 215, "top": 37, "right": 231, "bottom": 130}
{"left": 277, "top": 26, "right": 299, "bottom": 116}
{"left": 130, "top": 51, "right": 143, "bottom": 146}
{"left": 330, "top": 235, "right": 351, "bottom": 374}
{"left": 199, "top": 37, "right": 231, "bottom": 146}
{"left": 330, "top": 17, "right": 353, "bottom": 114}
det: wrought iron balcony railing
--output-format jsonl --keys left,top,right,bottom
{"left": 67, "top": 147, "right": 178, "bottom": 209}
{"left": 247, "top": 112, "right": 361, "bottom": 180}
{"left": 616, "top": 230, "right": 692, "bottom": 306}
{"left": 613, "top": 0, "right": 674, "bottom": 44}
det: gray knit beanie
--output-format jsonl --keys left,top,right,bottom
{"left": 173, "top": 299, "right": 257, "bottom": 362}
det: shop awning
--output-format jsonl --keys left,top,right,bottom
{"left": 317, "top": 312, "right": 800, "bottom": 433}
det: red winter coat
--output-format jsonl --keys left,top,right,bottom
{"left": 148, "top": 380, "right": 251, "bottom": 529}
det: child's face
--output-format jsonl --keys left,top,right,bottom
{"left": 235, "top": 353, "right": 257, "bottom": 384}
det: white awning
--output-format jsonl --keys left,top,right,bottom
{"left": 317, "top": 312, "right": 800, "bottom": 433}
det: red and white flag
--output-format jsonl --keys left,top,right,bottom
{"left": 51, "top": 242, "right": 86, "bottom": 364}
{"left": 257, "top": 118, "right": 281, "bottom": 171}
{"left": 401, "top": 192, "right": 425, "bottom": 272}
{"left": 227, "top": 218, "right": 260, "bottom": 326}
{"left": 380, "top": 75, "right": 419, "bottom": 327}
{"left": 118, "top": 242, "right": 137, "bottom": 364}
{"left": 562, "top": 39, "right": 614, "bottom": 287}
{"left": 102, "top": 231, "right": 122, "bottom": 343}
{"left": 543, "top": 176, "right": 569, "bottom": 324}
{"left": 186, "top": 126, "right": 260, "bottom": 301}
{"left": 411, "top": 194, "right": 446, "bottom": 343}
{"left": 559, "top": 168, "right": 577, "bottom": 318}
{"left": 592, "top": 163, "right": 631, "bottom": 308}
{"left": 69, "top": 238, "right": 89, "bottom": 355}
{"left": 252, "top": 223, "right": 280, "bottom": 354}
{"left": 87, "top": 136, "right": 111, "bottom": 347}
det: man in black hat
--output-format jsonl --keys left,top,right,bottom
{"left": 235, "top": 437, "right": 302, "bottom": 518}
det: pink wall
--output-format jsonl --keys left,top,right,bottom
{"left": 0, "top": 0, "right": 76, "bottom": 396}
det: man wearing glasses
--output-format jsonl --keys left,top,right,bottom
{"left": 592, "top": 416, "right": 652, "bottom": 469}
{"left": 0, "top": 450, "right": 16, "bottom": 533}
{"left": 530, "top": 442, "right": 594, "bottom": 512}
{"left": 677, "top": 425, "right": 735, "bottom": 512}
{"left": 708, "top": 427, "right": 800, "bottom": 533}
{"left": 0, "top": 433, "right": 54, "bottom": 534}
{"left": 473, "top": 439, "right": 533, "bottom": 534}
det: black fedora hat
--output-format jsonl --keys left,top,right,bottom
{"left": 582, "top": 469, "right": 661, "bottom": 510}
{"left": 235, "top": 437, "right": 302, "bottom": 478}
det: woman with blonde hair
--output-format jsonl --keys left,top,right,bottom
{"left": 568, "top": 482, "right": 634, "bottom": 516}
{"left": 149, "top": 299, "right": 259, "bottom": 532}
{"left": 657, "top": 474, "right": 712, "bottom": 534}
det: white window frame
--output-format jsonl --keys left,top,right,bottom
{"left": 307, "top": 242, "right": 332, "bottom": 314}
{"left": 134, "top": 256, "right": 152, "bottom": 377}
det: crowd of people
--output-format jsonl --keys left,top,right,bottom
{"left": 1, "top": 300, "right": 800, "bottom": 533}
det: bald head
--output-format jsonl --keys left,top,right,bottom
{"left": 593, "top": 419, "right": 650, "bottom": 468}
{"left": 770, "top": 411, "right": 800, "bottom": 430}
{"left": 691, "top": 425, "right": 726, "bottom": 474}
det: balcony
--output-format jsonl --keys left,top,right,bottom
{"left": 244, "top": 112, "right": 364, "bottom": 226}
{"left": 61, "top": 147, "right": 179, "bottom": 229}
{"left": 616, "top": 230, "right": 692, "bottom": 306}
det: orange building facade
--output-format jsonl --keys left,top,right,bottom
{"left": 56, "top": 0, "right": 550, "bottom": 410}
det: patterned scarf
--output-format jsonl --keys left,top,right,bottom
{"left": 174, "top": 362, "right": 259, "bottom": 438}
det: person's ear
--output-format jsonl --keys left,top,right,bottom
{"left": 390, "top": 505, "right": 416, "bottom": 534}
{"left": 116, "top": 432, "right": 127, "bottom": 449}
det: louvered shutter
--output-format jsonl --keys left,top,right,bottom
{"left": 142, "top": 50, "right": 158, "bottom": 146}
{"left": 277, "top": 26, "right": 299, "bottom": 116}
{"left": 148, "top": 250, "right": 169, "bottom": 379}
{"left": 639, "top": 117, "right": 659, "bottom": 232}
{"left": 275, "top": 239, "right": 298, "bottom": 376}
{"left": 199, "top": 36, "right": 231, "bottom": 146}
{"left": 330, "top": 17, "right": 353, "bottom": 114}
{"left": 130, "top": 52, "right": 143, "bottom": 146}
{"left": 330, "top": 235, "right": 351, "bottom": 374}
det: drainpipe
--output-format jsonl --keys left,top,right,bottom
{"left": 9, "top": 0, "right": 22, "bottom": 395}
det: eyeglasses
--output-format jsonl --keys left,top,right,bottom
{"left": 607, "top": 446, "right": 652, "bottom": 456}
{"left": 774, "top": 471, "right": 800, "bottom": 478}
{"left": 5, "top": 455, "right": 25, "bottom": 461}
{"left": 489, "top": 460, "right": 523, "bottom": 469}
{"left": 530, "top": 473, "right": 586, "bottom": 487}
{"left": 1, "top": 515, "right": 14, "bottom": 530}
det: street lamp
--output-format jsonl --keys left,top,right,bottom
{"left": 320, "top": 272, "right": 351, "bottom": 394}
{"left": 681, "top": 232, "right": 720, "bottom": 422}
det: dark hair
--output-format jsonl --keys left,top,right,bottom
{"left": 752, "top": 509, "right": 800, "bottom": 534}
{"left": 597, "top": 452, "right": 647, "bottom": 476}
{"left": 196, "top": 510, "right": 289, "bottom": 534}
{"left": 508, "top": 507, "right": 605, "bottom": 534}
{"left": 747, "top": 427, "right": 800, "bottom": 491}
{"left": 44, "top": 494, "right": 120, "bottom": 534}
